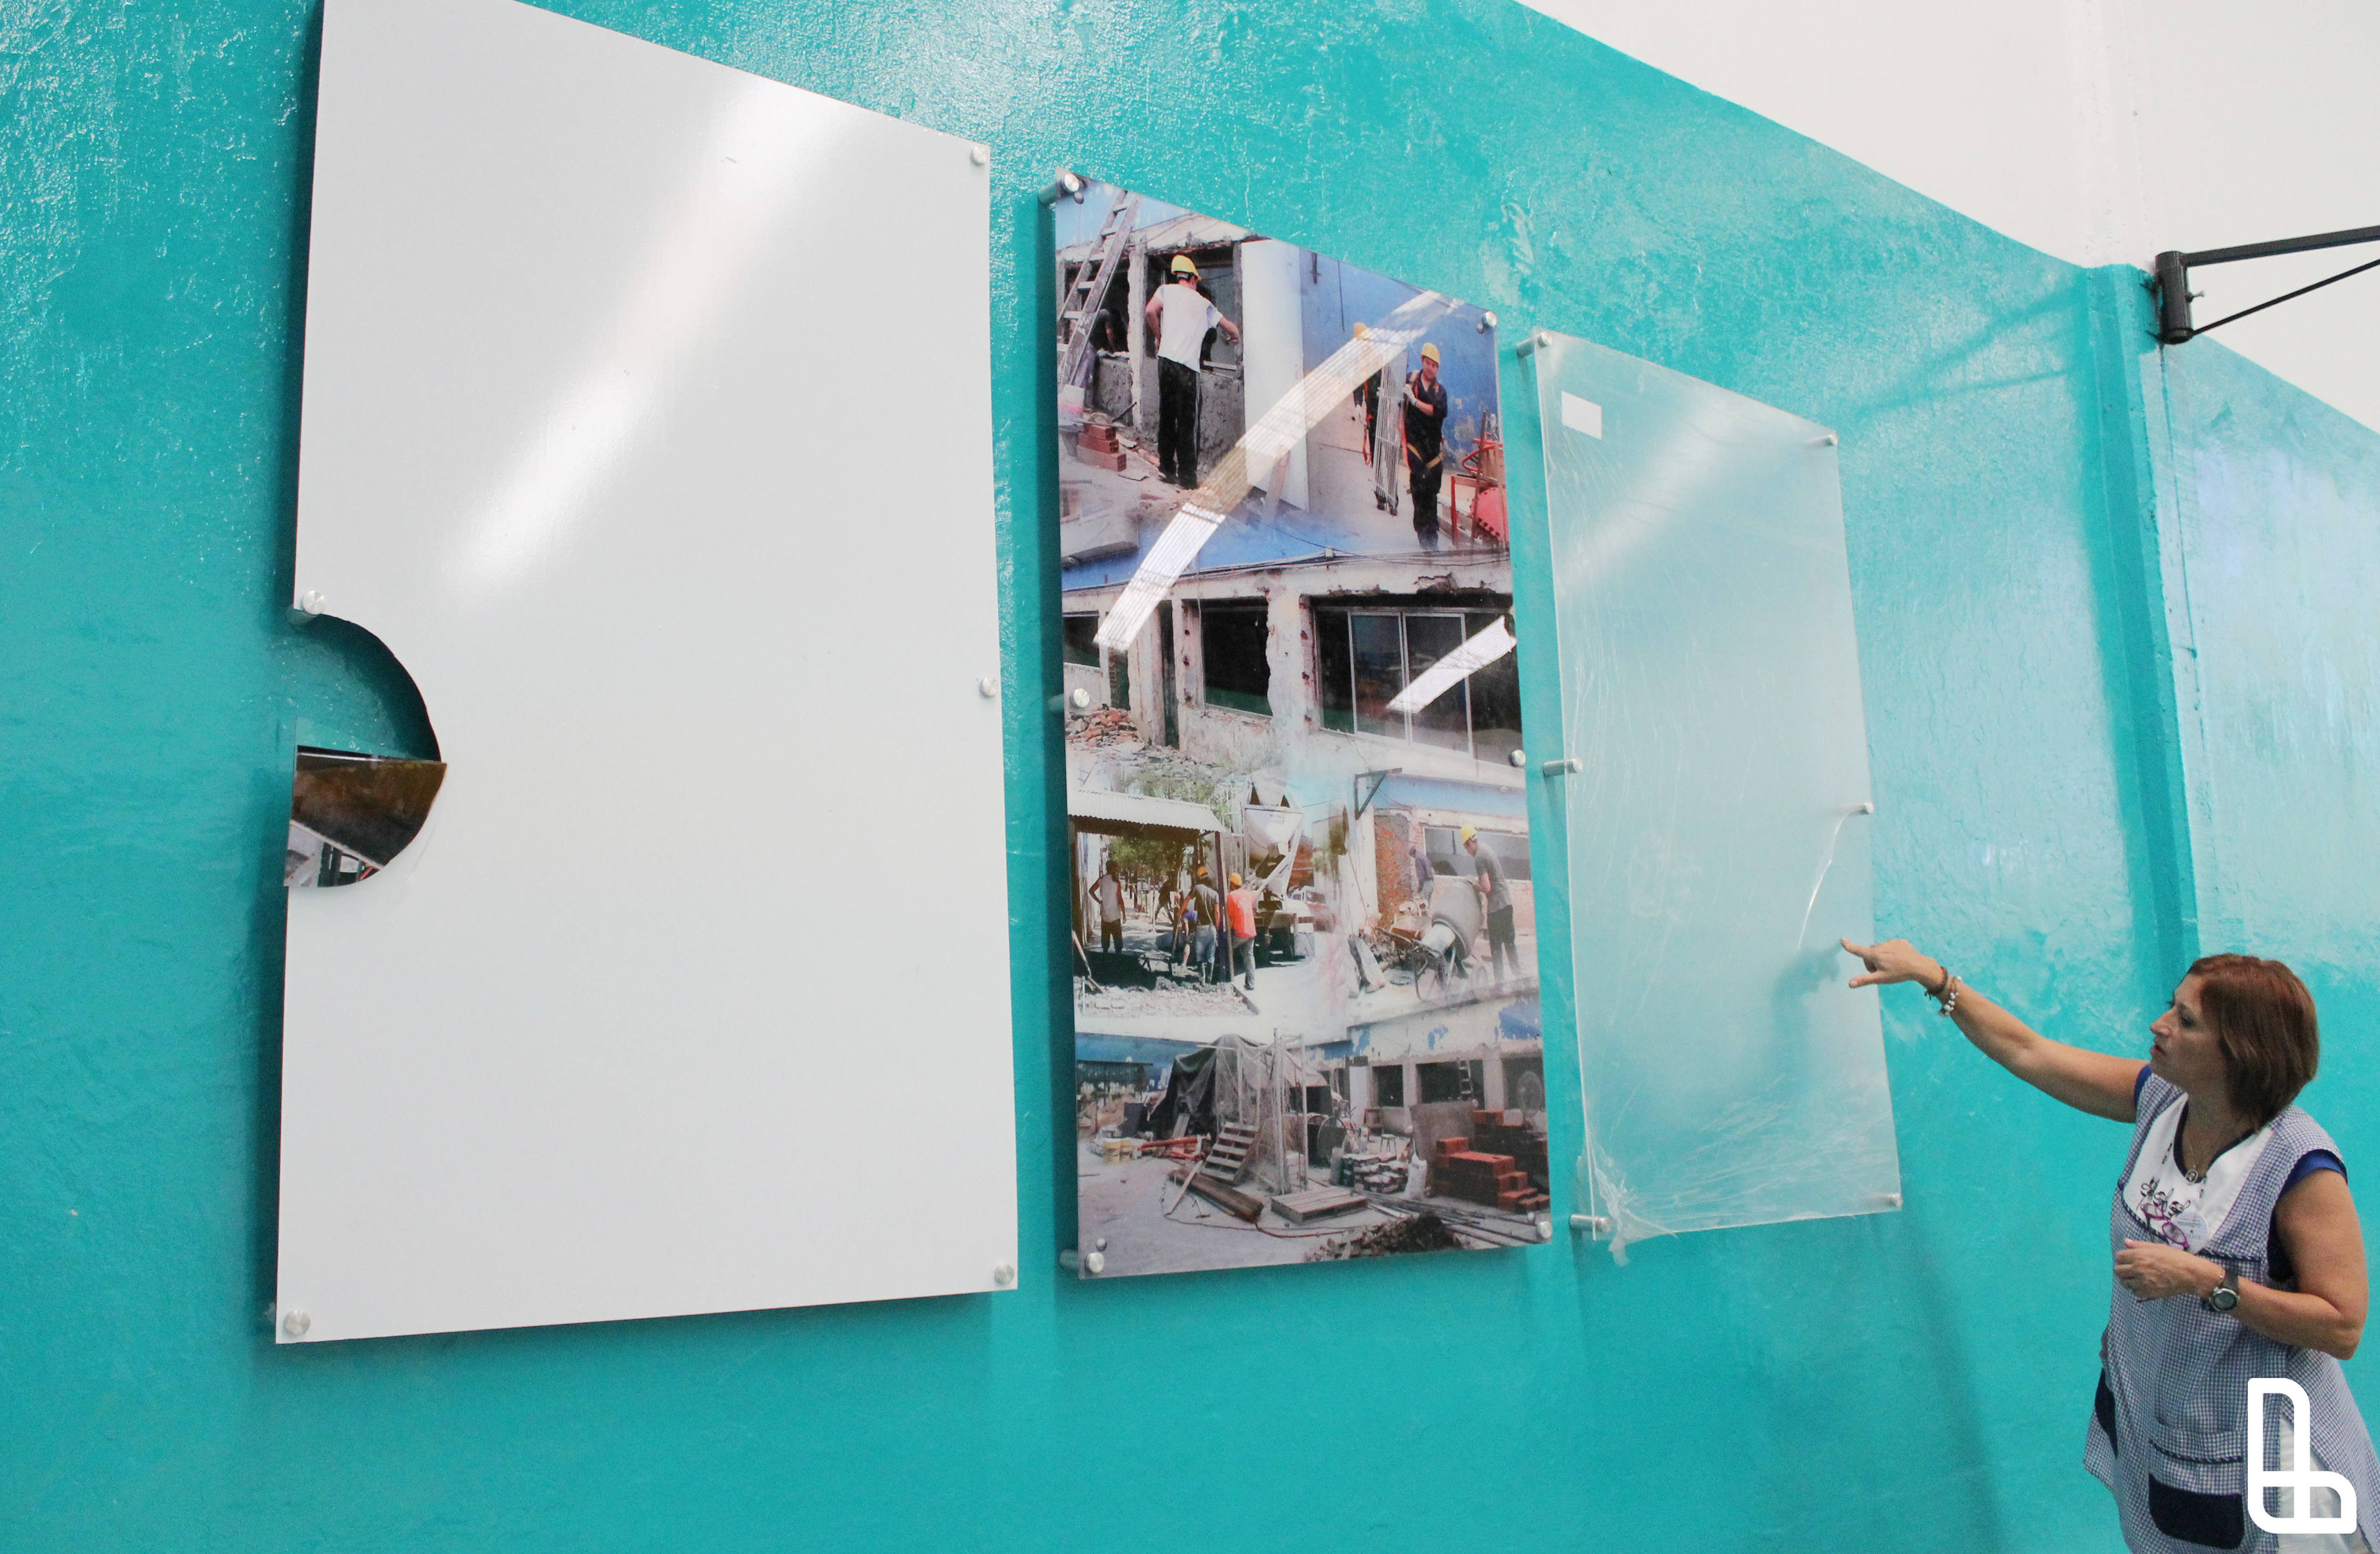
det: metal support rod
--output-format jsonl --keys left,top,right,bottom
{"left": 2153, "top": 222, "right": 2380, "bottom": 344}
{"left": 2190, "top": 254, "right": 2380, "bottom": 339}
{"left": 2181, "top": 223, "right": 2380, "bottom": 268}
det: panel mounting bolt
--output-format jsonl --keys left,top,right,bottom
{"left": 970, "top": 145, "right": 988, "bottom": 167}
{"left": 1069, "top": 687, "right": 1091, "bottom": 710}
{"left": 1480, "top": 311, "right": 1498, "bottom": 332}
{"left": 1809, "top": 432, "right": 1839, "bottom": 447}
{"left": 1508, "top": 749, "right": 1527, "bottom": 768}
{"left": 1535, "top": 332, "right": 1552, "bottom": 349}
{"left": 978, "top": 676, "right": 998, "bottom": 698}
{"left": 298, "top": 591, "right": 326, "bottom": 615}
{"left": 1060, "top": 1249, "right": 1106, "bottom": 1274}
{"left": 992, "top": 1263, "right": 1017, "bottom": 1287}
{"left": 281, "top": 1309, "right": 311, "bottom": 1338}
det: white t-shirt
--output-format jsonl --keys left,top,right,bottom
{"left": 1154, "top": 282, "right": 1220, "bottom": 370}
{"left": 2124, "top": 1090, "right": 2276, "bottom": 1251}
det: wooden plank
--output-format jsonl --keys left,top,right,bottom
{"left": 1269, "top": 1187, "right": 1367, "bottom": 1225}
{"left": 1186, "top": 1174, "right": 1265, "bottom": 1222}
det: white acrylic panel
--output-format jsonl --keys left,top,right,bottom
{"left": 1532, "top": 330, "right": 1901, "bottom": 1256}
{"left": 277, "top": 0, "right": 1012, "bottom": 1341}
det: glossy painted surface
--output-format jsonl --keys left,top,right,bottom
{"left": 2157, "top": 341, "right": 2380, "bottom": 1101}
{"left": 276, "top": 0, "right": 1013, "bottom": 1341}
{"left": 7, "top": 0, "right": 2379, "bottom": 1546}
{"left": 1534, "top": 331, "right": 1898, "bottom": 1250}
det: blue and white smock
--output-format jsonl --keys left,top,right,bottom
{"left": 2088, "top": 1071, "right": 2380, "bottom": 1551}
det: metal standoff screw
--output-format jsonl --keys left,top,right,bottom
{"left": 281, "top": 1309, "right": 311, "bottom": 1338}
{"left": 298, "top": 591, "right": 326, "bottom": 615}
{"left": 977, "top": 676, "right": 998, "bottom": 699}
{"left": 1040, "top": 170, "right": 1085, "bottom": 205}
{"left": 970, "top": 145, "right": 988, "bottom": 167}
{"left": 1059, "top": 1249, "right": 1106, "bottom": 1275}
{"left": 1507, "top": 749, "right": 1527, "bottom": 768}
{"left": 1068, "top": 687, "right": 1091, "bottom": 710}
{"left": 1535, "top": 331, "right": 1552, "bottom": 349}
{"left": 1533, "top": 1215, "right": 1554, "bottom": 1242}
{"left": 1809, "top": 431, "right": 1839, "bottom": 447}
{"left": 1479, "top": 311, "right": 1498, "bottom": 332}
{"left": 1853, "top": 800, "right": 1875, "bottom": 814}
{"left": 1874, "top": 1192, "right": 1903, "bottom": 1210}
{"left": 992, "top": 1263, "right": 1017, "bottom": 1288}
{"left": 1569, "top": 1214, "right": 1612, "bottom": 1235}
{"left": 1541, "top": 756, "right": 1582, "bottom": 776}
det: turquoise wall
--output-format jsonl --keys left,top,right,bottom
{"left": 8, "top": 0, "right": 2378, "bottom": 1548}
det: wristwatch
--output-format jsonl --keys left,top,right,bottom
{"left": 2206, "top": 1266, "right": 2241, "bottom": 1313}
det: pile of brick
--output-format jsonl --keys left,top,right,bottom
{"left": 1429, "top": 1135, "right": 1549, "bottom": 1214}
{"left": 1075, "top": 420, "right": 1127, "bottom": 472}
{"left": 1066, "top": 707, "right": 1137, "bottom": 747}
{"left": 1467, "top": 1109, "right": 1548, "bottom": 1181}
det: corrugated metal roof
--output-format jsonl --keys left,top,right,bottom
{"left": 1055, "top": 210, "right": 1254, "bottom": 264}
{"left": 1068, "top": 786, "right": 1228, "bottom": 835}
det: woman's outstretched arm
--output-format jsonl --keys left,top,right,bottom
{"left": 1841, "top": 937, "right": 2146, "bottom": 1122}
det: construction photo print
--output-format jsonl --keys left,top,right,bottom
{"left": 1053, "top": 177, "right": 1547, "bottom": 1280}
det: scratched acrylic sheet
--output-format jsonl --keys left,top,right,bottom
{"left": 1532, "top": 330, "right": 1901, "bottom": 1258}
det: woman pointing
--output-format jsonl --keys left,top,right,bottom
{"left": 1843, "top": 937, "right": 2378, "bottom": 1552}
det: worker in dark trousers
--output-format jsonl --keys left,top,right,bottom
{"left": 1403, "top": 341, "right": 1449, "bottom": 548}
{"left": 1143, "top": 254, "right": 1239, "bottom": 488}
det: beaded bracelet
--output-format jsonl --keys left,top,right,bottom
{"left": 1937, "top": 975, "right": 1961, "bottom": 1018}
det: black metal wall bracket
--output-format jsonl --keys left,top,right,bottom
{"left": 2151, "top": 223, "right": 2380, "bottom": 344}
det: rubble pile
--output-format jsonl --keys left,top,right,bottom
{"left": 1074, "top": 976, "right": 1250, "bottom": 1016}
{"left": 1305, "top": 1211, "right": 1464, "bottom": 1261}
{"left": 1065, "top": 707, "right": 1138, "bottom": 747}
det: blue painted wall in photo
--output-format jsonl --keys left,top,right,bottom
{"left": 1302, "top": 253, "right": 1501, "bottom": 453}
{"left": 7, "top": 0, "right": 2380, "bottom": 1549}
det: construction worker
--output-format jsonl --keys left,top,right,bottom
{"left": 1094, "top": 860, "right": 1126, "bottom": 955}
{"left": 1226, "top": 871, "right": 1261, "bottom": 991}
{"left": 1403, "top": 342, "right": 1450, "bottom": 549}
{"left": 1464, "top": 824, "right": 1516, "bottom": 986}
{"left": 1143, "top": 254, "right": 1240, "bottom": 488}
{"left": 1188, "top": 866, "right": 1223, "bottom": 984}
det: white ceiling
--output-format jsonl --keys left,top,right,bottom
{"left": 1520, "top": 0, "right": 2380, "bottom": 430}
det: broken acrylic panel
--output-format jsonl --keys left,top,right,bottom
{"left": 1530, "top": 329, "right": 1902, "bottom": 1260}
{"left": 1054, "top": 177, "right": 1543, "bottom": 1279}
{"left": 285, "top": 746, "right": 448, "bottom": 887}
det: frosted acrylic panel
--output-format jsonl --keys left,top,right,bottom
{"left": 1534, "top": 332, "right": 1899, "bottom": 1252}
{"left": 277, "top": 0, "right": 1012, "bottom": 1341}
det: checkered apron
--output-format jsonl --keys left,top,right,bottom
{"left": 2087, "top": 1073, "right": 2380, "bottom": 1550}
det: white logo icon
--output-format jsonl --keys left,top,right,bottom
{"left": 2250, "top": 1378, "right": 2358, "bottom": 1535}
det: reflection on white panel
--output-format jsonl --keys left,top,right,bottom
{"left": 278, "top": 0, "right": 1012, "bottom": 1341}
{"left": 1533, "top": 331, "right": 1900, "bottom": 1259}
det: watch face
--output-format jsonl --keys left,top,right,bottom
{"left": 2212, "top": 1286, "right": 2239, "bottom": 1311}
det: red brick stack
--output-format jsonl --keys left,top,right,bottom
{"left": 1075, "top": 422, "right": 1127, "bottom": 472}
{"left": 1430, "top": 1129, "right": 1550, "bottom": 1214}
{"left": 1468, "top": 1109, "right": 1548, "bottom": 1182}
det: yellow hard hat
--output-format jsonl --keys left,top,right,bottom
{"left": 1460, "top": 824, "right": 1477, "bottom": 843}
{"left": 1352, "top": 322, "right": 1371, "bottom": 339}
{"left": 1229, "top": 872, "right": 1242, "bottom": 887}
{"left": 1420, "top": 342, "right": 1441, "bottom": 364}
{"left": 1170, "top": 255, "right": 1199, "bottom": 277}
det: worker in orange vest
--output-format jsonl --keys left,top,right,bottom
{"left": 1226, "top": 872, "right": 1260, "bottom": 991}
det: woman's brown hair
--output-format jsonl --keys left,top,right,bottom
{"left": 2190, "top": 953, "right": 2320, "bottom": 1126}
